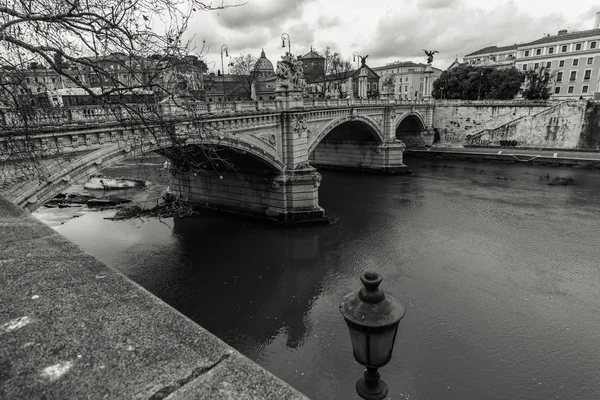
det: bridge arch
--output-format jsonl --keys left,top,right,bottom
{"left": 18, "top": 135, "right": 284, "bottom": 212}
{"left": 395, "top": 112, "right": 426, "bottom": 147}
{"left": 308, "top": 115, "right": 384, "bottom": 153}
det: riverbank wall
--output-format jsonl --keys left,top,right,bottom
{"left": 430, "top": 100, "right": 600, "bottom": 151}
{"left": 0, "top": 195, "right": 310, "bottom": 399}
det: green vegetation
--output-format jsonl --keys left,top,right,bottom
{"left": 432, "top": 65, "right": 524, "bottom": 100}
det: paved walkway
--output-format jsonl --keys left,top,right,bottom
{"left": 0, "top": 195, "right": 309, "bottom": 400}
{"left": 407, "top": 146, "right": 600, "bottom": 166}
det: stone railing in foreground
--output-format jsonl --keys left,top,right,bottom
{"left": 0, "top": 194, "right": 310, "bottom": 400}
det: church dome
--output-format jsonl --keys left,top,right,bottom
{"left": 253, "top": 49, "right": 274, "bottom": 77}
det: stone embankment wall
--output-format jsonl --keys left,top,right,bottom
{"left": 432, "top": 100, "right": 553, "bottom": 146}
{"left": 432, "top": 100, "right": 600, "bottom": 150}
{"left": 579, "top": 103, "right": 600, "bottom": 150}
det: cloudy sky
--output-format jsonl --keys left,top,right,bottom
{"left": 185, "top": 0, "right": 600, "bottom": 72}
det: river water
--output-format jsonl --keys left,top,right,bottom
{"left": 34, "top": 157, "right": 600, "bottom": 400}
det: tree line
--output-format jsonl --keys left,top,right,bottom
{"left": 432, "top": 64, "right": 555, "bottom": 100}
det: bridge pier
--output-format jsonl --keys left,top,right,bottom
{"left": 169, "top": 166, "right": 326, "bottom": 224}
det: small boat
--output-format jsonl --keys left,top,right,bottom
{"left": 84, "top": 174, "right": 146, "bottom": 190}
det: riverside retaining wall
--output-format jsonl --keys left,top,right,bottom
{"left": 431, "top": 100, "right": 600, "bottom": 151}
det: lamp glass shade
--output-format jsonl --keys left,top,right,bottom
{"left": 340, "top": 272, "right": 405, "bottom": 368}
{"left": 346, "top": 323, "right": 399, "bottom": 367}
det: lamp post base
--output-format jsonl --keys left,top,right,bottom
{"left": 356, "top": 368, "right": 388, "bottom": 400}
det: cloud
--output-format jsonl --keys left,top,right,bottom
{"left": 418, "top": 0, "right": 458, "bottom": 9}
{"left": 316, "top": 15, "right": 342, "bottom": 29}
{"left": 216, "top": 0, "right": 313, "bottom": 29}
{"left": 366, "top": 2, "right": 567, "bottom": 66}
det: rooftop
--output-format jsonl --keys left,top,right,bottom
{"left": 465, "top": 28, "right": 600, "bottom": 58}
{"left": 464, "top": 44, "right": 519, "bottom": 57}
{"left": 298, "top": 49, "right": 324, "bottom": 59}
{"left": 524, "top": 28, "right": 600, "bottom": 46}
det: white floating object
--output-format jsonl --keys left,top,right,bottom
{"left": 1, "top": 316, "right": 31, "bottom": 333}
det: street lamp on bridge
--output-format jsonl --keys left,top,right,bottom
{"left": 221, "top": 44, "right": 230, "bottom": 101}
{"left": 340, "top": 272, "right": 405, "bottom": 400}
{"left": 477, "top": 70, "right": 483, "bottom": 100}
{"left": 281, "top": 33, "right": 291, "bottom": 54}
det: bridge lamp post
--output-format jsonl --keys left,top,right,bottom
{"left": 281, "top": 33, "right": 291, "bottom": 54}
{"left": 340, "top": 272, "right": 405, "bottom": 400}
{"left": 478, "top": 70, "right": 483, "bottom": 100}
{"left": 221, "top": 44, "right": 230, "bottom": 101}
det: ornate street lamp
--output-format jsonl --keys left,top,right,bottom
{"left": 340, "top": 272, "right": 405, "bottom": 400}
{"left": 281, "top": 33, "right": 291, "bottom": 54}
{"left": 352, "top": 51, "right": 361, "bottom": 69}
{"left": 478, "top": 70, "right": 483, "bottom": 100}
{"left": 220, "top": 45, "right": 229, "bottom": 101}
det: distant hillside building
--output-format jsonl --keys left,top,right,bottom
{"left": 463, "top": 12, "right": 600, "bottom": 98}
{"left": 372, "top": 61, "right": 442, "bottom": 100}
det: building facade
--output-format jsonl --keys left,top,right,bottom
{"left": 463, "top": 12, "right": 600, "bottom": 99}
{"left": 372, "top": 61, "right": 442, "bottom": 100}
{"left": 0, "top": 53, "right": 207, "bottom": 106}
{"left": 297, "top": 48, "right": 325, "bottom": 83}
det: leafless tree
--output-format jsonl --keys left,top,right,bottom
{"left": 227, "top": 52, "right": 257, "bottom": 99}
{"left": 328, "top": 53, "right": 353, "bottom": 98}
{"left": 0, "top": 0, "right": 244, "bottom": 193}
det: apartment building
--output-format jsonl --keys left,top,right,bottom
{"left": 372, "top": 61, "right": 442, "bottom": 100}
{"left": 463, "top": 12, "right": 600, "bottom": 99}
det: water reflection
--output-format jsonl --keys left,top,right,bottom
{"left": 170, "top": 216, "right": 328, "bottom": 356}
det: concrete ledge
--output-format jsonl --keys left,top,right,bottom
{"left": 0, "top": 196, "right": 310, "bottom": 400}
{"left": 406, "top": 148, "right": 600, "bottom": 169}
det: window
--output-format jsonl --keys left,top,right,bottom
{"left": 584, "top": 70, "right": 592, "bottom": 80}
{"left": 524, "top": 50, "right": 530, "bottom": 57}
{"left": 575, "top": 43, "right": 582, "bottom": 50}
{"left": 582, "top": 85, "right": 589, "bottom": 93}
{"left": 562, "top": 45, "right": 568, "bottom": 52}
{"left": 573, "top": 59, "right": 579, "bottom": 66}
{"left": 536, "top": 49, "right": 542, "bottom": 55}
{"left": 522, "top": 64, "right": 527, "bottom": 71}
{"left": 405, "top": 77, "right": 408, "bottom": 82}
{"left": 591, "top": 41, "right": 598, "bottom": 49}
{"left": 549, "top": 47, "right": 555, "bottom": 54}
{"left": 570, "top": 71, "right": 577, "bottom": 81}
{"left": 373, "top": 83, "right": 378, "bottom": 90}
{"left": 546, "top": 62, "right": 552, "bottom": 68}
{"left": 404, "top": 85, "right": 408, "bottom": 92}
{"left": 557, "top": 72, "right": 563, "bottom": 82}
{"left": 559, "top": 60, "right": 565, "bottom": 67}
{"left": 588, "top": 57, "right": 594, "bottom": 65}
{"left": 555, "top": 87, "right": 561, "bottom": 94}
{"left": 568, "top": 86, "right": 574, "bottom": 93}
{"left": 534, "top": 63, "right": 539, "bottom": 69}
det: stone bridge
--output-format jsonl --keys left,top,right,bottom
{"left": 0, "top": 97, "right": 434, "bottom": 223}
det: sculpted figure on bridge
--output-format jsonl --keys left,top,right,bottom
{"left": 276, "top": 52, "right": 306, "bottom": 95}
{"left": 423, "top": 49, "right": 439, "bottom": 64}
